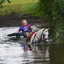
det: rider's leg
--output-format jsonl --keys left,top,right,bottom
{"left": 16, "top": 32, "right": 23, "bottom": 38}
{"left": 24, "top": 32, "right": 31, "bottom": 43}
{"left": 26, "top": 37, "right": 30, "bottom": 42}
{"left": 24, "top": 32, "right": 30, "bottom": 37}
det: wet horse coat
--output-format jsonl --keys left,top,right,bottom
{"left": 28, "top": 28, "right": 49, "bottom": 44}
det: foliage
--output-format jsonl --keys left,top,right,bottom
{"left": 23, "top": 2, "right": 45, "bottom": 17}
{"left": 39, "top": 0, "right": 53, "bottom": 20}
{"left": 52, "top": 0, "right": 64, "bottom": 38}
{"left": 0, "top": 0, "right": 5, "bottom": 5}
{"left": 39, "top": 0, "right": 64, "bottom": 38}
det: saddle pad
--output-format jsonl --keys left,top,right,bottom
{"left": 30, "top": 31, "right": 37, "bottom": 40}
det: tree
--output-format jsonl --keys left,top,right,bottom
{"left": 39, "top": 0, "right": 64, "bottom": 39}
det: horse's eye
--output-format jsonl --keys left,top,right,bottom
{"left": 43, "top": 35, "right": 45, "bottom": 38}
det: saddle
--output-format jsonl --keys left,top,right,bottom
{"left": 29, "top": 31, "right": 37, "bottom": 40}
{"left": 26, "top": 31, "right": 37, "bottom": 42}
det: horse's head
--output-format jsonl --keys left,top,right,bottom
{"left": 42, "top": 28, "right": 49, "bottom": 42}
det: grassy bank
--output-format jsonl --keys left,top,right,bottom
{"left": 0, "top": 0, "right": 40, "bottom": 16}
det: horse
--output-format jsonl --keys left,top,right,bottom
{"left": 27, "top": 28, "right": 49, "bottom": 44}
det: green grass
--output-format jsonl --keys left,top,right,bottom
{"left": 0, "top": 0, "right": 39, "bottom": 16}
{"left": 23, "top": 2, "right": 45, "bottom": 17}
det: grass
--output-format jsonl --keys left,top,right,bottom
{"left": 0, "top": 0, "right": 39, "bottom": 16}
{"left": 23, "top": 2, "right": 45, "bottom": 17}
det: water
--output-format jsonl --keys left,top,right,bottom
{"left": 0, "top": 26, "right": 64, "bottom": 64}
{"left": 49, "top": 42, "right": 64, "bottom": 64}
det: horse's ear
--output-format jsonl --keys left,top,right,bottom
{"left": 46, "top": 28, "right": 49, "bottom": 32}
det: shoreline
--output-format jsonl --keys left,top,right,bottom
{"left": 0, "top": 13, "right": 50, "bottom": 27}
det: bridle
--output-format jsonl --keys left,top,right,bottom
{"left": 32, "top": 30, "right": 47, "bottom": 42}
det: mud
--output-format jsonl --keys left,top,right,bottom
{"left": 0, "top": 13, "right": 50, "bottom": 27}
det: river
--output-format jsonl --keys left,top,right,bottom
{"left": 0, "top": 25, "right": 64, "bottom": 64}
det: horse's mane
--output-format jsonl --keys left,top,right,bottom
{"left": 34, "top": 28, "right": 45, "bottom": 38}
{"left": 37, "top": 28, "right": 45, "bottom": 33}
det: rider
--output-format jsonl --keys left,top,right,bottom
{"left": 15, "top": 20, "right": 33, "bottom": 37}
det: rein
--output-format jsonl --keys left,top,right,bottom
{"left": 33, "top": 30, "right": 44, "bottom": 41}
{"left": 34, "top": 33, "right": 40, "bottom": 40}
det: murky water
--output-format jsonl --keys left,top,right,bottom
{"left": 0, "top": 26, "right": 64, "bottom": 64}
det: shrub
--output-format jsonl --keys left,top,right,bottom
{"left": 0, "top": 0, "right": 5, "bottom": 5}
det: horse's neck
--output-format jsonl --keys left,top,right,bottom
{"left": 36, "top": 30, "right": 42, "bottom": 38}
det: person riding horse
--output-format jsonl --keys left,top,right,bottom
{"left": 15, "top": 20, "right": 49, "bottom": 44}
{"left": 15, "top": 20, "right": 33, "bottom": 37}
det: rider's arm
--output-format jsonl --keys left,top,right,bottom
{"left": 28, "top": 24, "right": 33, "bottom": 29}
{"left": 30, "top": 26, "right": 33, "bottom": 29}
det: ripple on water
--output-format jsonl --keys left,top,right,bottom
{"left": 0, "top": 27, "right": 50, "bottom": 64}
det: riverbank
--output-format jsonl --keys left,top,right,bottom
{"left": 0, "top": 13, "right": 50, "bottom": 27}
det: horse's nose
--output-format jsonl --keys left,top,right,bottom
{"left": 44, "top": 39, "right": 48, "bottom": 43}
{"left": 44, "top": 38, "right": 47, "bottom": 40}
